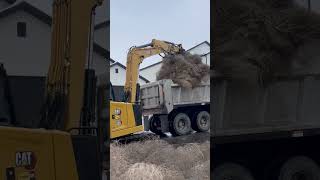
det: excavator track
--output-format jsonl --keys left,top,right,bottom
{"left": 111, "top": 132, "right": 159, "bottom": 144}
{"left": 110, "top": 131, "right": 210, "bottom": 145}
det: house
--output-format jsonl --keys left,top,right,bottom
{"left": 139, "top": 41, "right": 210, "bottom": 82}
{"left": 187, "top": 41, "right": 210, "bottom": 65}
{"left": 110, "top": 61, "right": 149, "bottom": 86}
{"left": 0, "top": 0, "right": 110, "bottom": 77}
{"left": 110, "top": 61, "right": 149, "bottom": 101}
{"left": 0, "top": 0, "right": 110, "bottom": 127}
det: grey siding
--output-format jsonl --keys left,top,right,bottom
{"left": 0, "top": 11, "right": 108, "bottom": 76}
{"left": 0, "top": 11, "right": 51, "bottom": 76}
{"left": 91, "top": 51, "right": 108, "bottom": 76}
{"left": 94, "top": 26, "right": 109, "bottom": 50}
{"left": 0, "top": 0, "right": 9, "bottom": 10}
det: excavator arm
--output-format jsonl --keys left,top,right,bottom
{"left": 0, "top": 1, "right": 106, "bottom": 180}
{"left": 124, "top": 39, "right": 184, "bottom": 103}
{"left": 41, "top": 0, "right": 103, "bottom": 131}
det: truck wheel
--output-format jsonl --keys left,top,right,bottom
{"left": 149, "top": 116, "right": 164, "bottom": 136}
{"left": 213, "top": 163, "right": 255, "bottom": 180}
{"left": 192, "top": 111, "right": 210, "bottom": 132}
{"left": 170, "top": 113, "right": 192, "bottom": 136}
{"left": 278, "top": 156, "right": 320, "bottom": 180}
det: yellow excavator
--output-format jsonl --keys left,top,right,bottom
{"left": 110, "top": 39, "right": 185, "bottom": 139}
{"left": 0, "top": 0, "right": 106, "bottom": 179}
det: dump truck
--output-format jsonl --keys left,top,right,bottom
{"left": 212, "top": 74, "right": 320, "bottom": 180}
{"left": 140, "top": 79, "right": 210, "bottom": 136}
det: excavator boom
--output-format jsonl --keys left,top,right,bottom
{"left": 124, "top": 39, "right": 184, "bottom": 103}
{"left": 42, "top": 0, "right": 103, "bottom": 131}
{"left": 1, "top": 1, "right": 105, "bottom": 179}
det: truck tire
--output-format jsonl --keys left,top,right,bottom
{"left": 149, "top": 116, "right": 164, "bottom": 136}
{"left": 170, "top": 113, "right": 192, "bottom": 136}
{"left": 192, "top": 111, "right": 210, "bottom": 132}
{"left": 278, "top": 156, "right": 320, "bottom": 180}
{"left": 213, "top": 163, "right": 255, "bottom": 180}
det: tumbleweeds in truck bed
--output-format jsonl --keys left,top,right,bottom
{"left": 157, "top": 52, "right": 210, "bottom": 88}
{"left": 214, "top": 0, "right": 320, "bottom": 83}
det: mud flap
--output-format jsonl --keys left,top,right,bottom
{"left": 159, "top": 115, "right": 169, "bottom": 133}
{"left": 143, "top": 116, "right": 150, "bottom": 131}
{"left": 133, "top": 104, "right": 142, "bottom": 126}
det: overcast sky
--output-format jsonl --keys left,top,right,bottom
{"left": 110, "top": 0, "right": 210, "bottom": 68}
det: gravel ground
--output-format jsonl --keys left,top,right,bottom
{"left": 110, "top": 132, "right": 210, "bottom": 180}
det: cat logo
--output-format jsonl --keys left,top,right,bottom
{"left": 15, "top": 151, "right": 36, "bottom": 169}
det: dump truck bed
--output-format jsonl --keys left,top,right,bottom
{"left": 213, "top": 75, "right": 320, "bottom": 141}
{"left": 140, "top": 79, "right": 210, "bottom": 115}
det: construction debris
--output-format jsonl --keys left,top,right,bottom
{"left": 156, "top": 52, "right": 210, "bottom": 88}
{"left": 214, "top": 0, "right": 320, "bottom": 83}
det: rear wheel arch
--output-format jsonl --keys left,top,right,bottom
{"left": 213, "top": 162, "right": 255, "bottom": 180}
{"left": 278, "top": 156, "right": 320, "bottom": 180}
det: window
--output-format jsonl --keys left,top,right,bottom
{"left": 17, "top": 22, "right": 27, "bottom": 37}
{"left": 115, "top": 68, "right": 118, "bottom": 73}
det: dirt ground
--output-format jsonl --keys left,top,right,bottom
{"left": 110, "top": 132, "right": 210, "bottom": 180}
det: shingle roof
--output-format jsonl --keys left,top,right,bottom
{"left": 109, "top": 58, "right": 115, "bottom": 63}
{"left": 0, "top": 1, "right": 51, "bottom": 24}
{"left": 95, "top": 20, "right": 109, "bottom": 30}
{"left": 93, "top": 43, "right": 109, "bottom": 59}
{"left": 187, "top": 41, "right": 210, "bottom": 52}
